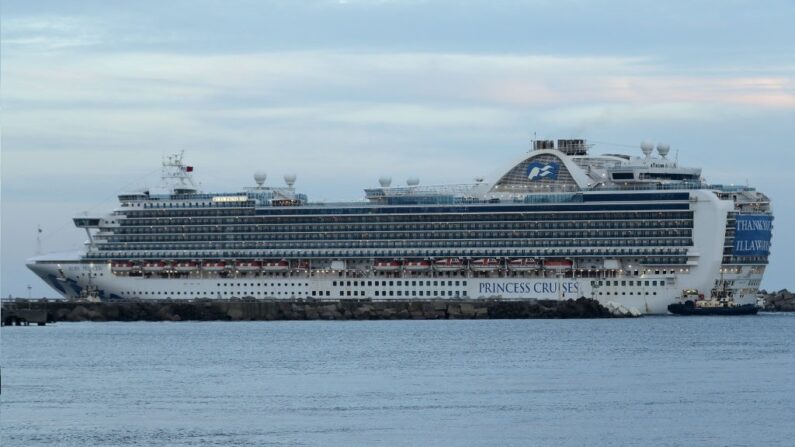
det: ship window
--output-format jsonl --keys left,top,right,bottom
{"left": 652, "top": 281, "right": 658, "bottom": 286}
{"left": 660, "top": 281, "right": 665, "bottom": 286}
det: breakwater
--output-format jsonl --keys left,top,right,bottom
{"left": 760, "top": 289, "right": 795, "bottom": 311}
{"left": 2, "top": 297, "right": 619, "bottom": 324}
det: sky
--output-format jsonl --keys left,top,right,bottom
{"left": 1, "top": 0, "right": 794, "bottom": 297}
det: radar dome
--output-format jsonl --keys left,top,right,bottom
{"left": 254, "top": 171, "right": 267, "bottom": 186}
{"left": 407, "top": 177, "right": 420, "bottom": 187}
{"left": 378, "top": 176, "right": 392, "bottom": 188}
{"left": 640, "top": 140, "right": 654, "bottom": 158}
{"left": 284, "top": 174, "right": 297, "bottom": 187}
{"left": 656, "top": 143, "right": 670, "bottom": 159}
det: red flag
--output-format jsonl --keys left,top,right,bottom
{"left": 185, "top": 166, "right": 194, "bottom": 172}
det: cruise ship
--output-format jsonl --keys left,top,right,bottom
{"left": 27, "top": 139, "right": 773, "bottom": 314}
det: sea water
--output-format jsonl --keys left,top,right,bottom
{"left": 2, "top": 315, "right": 794, "bottom": 446}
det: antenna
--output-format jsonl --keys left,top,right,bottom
{"left": 36, "top": 225, "right": 42, "bottom": 255}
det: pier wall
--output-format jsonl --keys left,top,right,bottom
{"left": 1, "top": 298, "right": 616, "bottom": 323}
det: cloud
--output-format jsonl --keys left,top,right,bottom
{"left": 1, "top": 16, "right": 105, "bottom": 49}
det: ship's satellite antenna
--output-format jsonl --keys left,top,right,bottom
{"left": 284, "top": 174, "right": 296, "bottom": 188}
{"left": 640, "top": 140, "right": 654, "bottom": 158}
{"left": 656, "top": 143, "right": 670, "bottom": 159}
{"left": 379, "top": 176, "right": 392, "bottom": 188}
{"left": 254, "top": 171, "right": 267, "bottom": 188}
{"left": 407, "top": 177, "right": 420, "bottom": 187}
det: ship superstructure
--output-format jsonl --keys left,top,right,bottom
{"left": 27, "top": 141, "right": 773, "bottom": 314}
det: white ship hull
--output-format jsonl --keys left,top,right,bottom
{"left": 26, "top": 259, "right": 764, "bottom": 314}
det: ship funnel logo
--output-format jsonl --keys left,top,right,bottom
{"left": 527, "top": 161, "right": 560, "bottom": 181}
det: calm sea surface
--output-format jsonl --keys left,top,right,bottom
{"left": 2, "top": 315, "right": 794, "bottom": 446}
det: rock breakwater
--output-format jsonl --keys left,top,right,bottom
{"left": 759, "top": 289, "right": 795, "bottom": 312}
{"left": 3, "top": 298, "right": 621, "bottom": 323}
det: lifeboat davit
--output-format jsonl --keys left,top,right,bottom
{"left": 544, "top": 259, "right": 574, "bottom": 270}
{"left": 142, "top": 261, "right": 169, "bottom": 273}
{"left": 373, "top": 260, "right": 402, "bottom": 272}
{"left": 174, "top": 261, "right": 199, "bottom": 272}
{"left": 111, "top": 261, "right": 136, "bottom": 273}
{"left": 295, "top": 260, "right": 310, "bottom": 270}
{"left": 235, "top": 260, "right": 262, "bottom": 272}
{"left": 404, "top": 260, "right": 432, "bottom": 272}
{"left": 470, "top": 258, "right": 500, "bottom": 272}
{"left": 202, "top": 260, "right": 228, "bottom": 272}
{"left": 508, "top": 258, "right": 538, "bottom": 271}
{"left": 434, "top": 258, "right": 464, "bottom": 272}
{"left": 262, "top": 259, "right": 290, "bottom": 272}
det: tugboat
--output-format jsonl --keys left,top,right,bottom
{"left": 668, "top": 286, "right": 759, "bottom": 316}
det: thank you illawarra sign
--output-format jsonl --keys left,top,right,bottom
{"left": 733, "top": 214, "right": 773, "bottom": 256}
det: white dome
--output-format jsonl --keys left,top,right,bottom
{"left": 407, "top": 177, "right": 420, "bottom": 187}
{"left": 284, "top": 174, "right": 297, "bottom": 187}
{"left": 640, "top": 140, "right": 654, "bottom": 157}
{"left": 656, "top": 143, "right": 670, "bottom": 158}
{"left": 378, "top": 176, "right": 392, "bottom": 188}
{"left": 253, "top": 171, "right": 267, "bottom": 186}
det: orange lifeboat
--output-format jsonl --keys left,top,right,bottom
{"left": 262, "top": 259, "right": 290, "bottom": 272}
{"left": 373, "top": 260, "right": 402, "bottom": 272}
{"left": 142, "top": 260, "right": 169, "bottom": 273}
{"left": 111, "top": 261, "right": 136, "bottom": 273}
{"left": 544, "top": 259, "right": 574, "bottom": 270}
{"left": 235, "top": 260, "right": 262, "bottom": 272}
{"left": 404, "top": 260, "right": 432, "bottom": 272}
{"left": 508, "top": 258, "right": 538, "bottom": 271}
{"left": 202, "top": 260, "right": 228, "bottom": 272}
{"left": 434, "top": 258, "right": 463, "bottom": 272}
{"left": 174, "top": 261, "right": 199, "bottom": 272}
{"left": 471, "top": 258, "right": 500, "bottom": 272}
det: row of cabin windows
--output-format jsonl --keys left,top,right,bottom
{"left": 326, "top": 290, "right": 465, "bottom": 297}
{"left": 332, "top": 280, "right": 466, "bottom": 287}
{"left": 124, "top": 289, "right": 466, "bottom": 298}
{"left": 96, "top": 239, "right": 693, "bottom": 251}
{"left": 599, "top": 291, "right": 658, "bottom": 296}
{"left": 595, "top": 280, "right": 666, "bottom": 287}
{"left": 106, "top": 229, "right": 694, "bottom": 241}
{"left": 119, "top": 212, "right": 695, "bottom": 226}
{"left": 114, "top": 219, "right": 695, "bottom": 233}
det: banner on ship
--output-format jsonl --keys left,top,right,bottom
{"left": 733, "top": 214, "right": 773, "bottom": 256}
